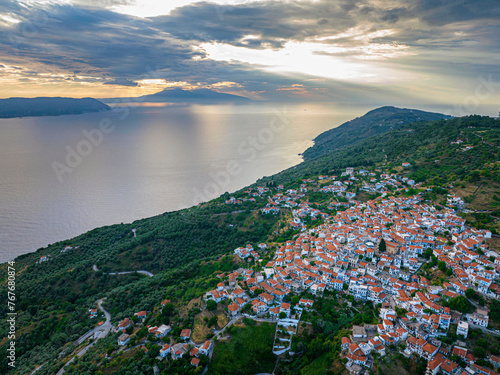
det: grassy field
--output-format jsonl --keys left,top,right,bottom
{"left": 425, "top": 268, "right": 448, "bottom": 286}
{"left": 191, "top": 303, "right": 230, "bottom": 343}
{"left": 297, "top": 322, "right": 314, "bottom": 336}
{"left": 209, "top": 320, "right": 276, "bottom": 375}
{"left": 216, "top": 313, "right": 229, "bottom": 330}
{"left": 192, "top": 317, "right": 211, "bottom": 343}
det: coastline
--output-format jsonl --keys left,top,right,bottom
{"left": 0, "top": 136, "right": 314, "bottom": 264}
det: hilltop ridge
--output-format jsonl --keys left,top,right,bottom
{"left": 303, "top": 106, "right": 451, "bottom": 159}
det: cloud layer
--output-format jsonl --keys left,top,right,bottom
{"left": 0, "top": 0, "right": 499, "bottom": 107}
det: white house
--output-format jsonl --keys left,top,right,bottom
{"left": 456, "top": 321, "right": 469, "bottom": 338}
{"left": 118, "top": 333, "right": 130, "bottom": 346}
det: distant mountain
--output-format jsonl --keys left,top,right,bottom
{"left": 303, "top": 106, "right": 451, "bottom": 159}
{"left": 104, "top": 88, "right": 252, "bottom": 104}
{"left": 0, "top": 97, "right": 110, "bottom": 119}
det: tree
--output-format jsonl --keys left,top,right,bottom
{"left": 207, "top": 316, "right": 218, "bottom": 327}
{"left": 162, "top": 303, "right": 175, "bottom": 316}
{"left": 465, "top": 288, "right": 476, "bottom": 299}
{"left": 445, "top": 296, "right": 474, "bottom": 313}
{"left": 438, "top": 261, "right": 446, "bottom": 272}
{"left": 207, "top": 300, "right": 217, "bottom": 311}
{"left": 379, "top": 238, "right": 386, "bottom": 252}
{"left": 396, "top": 308, "right": 408, "bottom": 317}
{"left": 279, "top": 312, "right": 287, "bottom": 319}
{"left": 430, "top": 255, "right": 438, "bottom": 267}
{"left": 473, "top": 346, "right": 486, "bottom": 358}
{"left": 423, "top": 248, "right": 433, "bottom": 259}
{"left": 490, "top": 300, "right": 500, "bottom": 323}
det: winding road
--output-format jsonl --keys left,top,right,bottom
{"left": 108, "top": 270, "right": 154, "bottom": 277}
{"left": 55, "top": 298, "right": 112, "bottom": 375}
{"left": 92, "top": 264, "right": 153, "bottom": 277}
{"left": 469, "top": 322, "right": 500, "bottom": 337}
{"left": 74, "top": 299, "right": 112, "bottom": 346}
{"left": 31, "top": 298, "right": 113, "bottom": 375}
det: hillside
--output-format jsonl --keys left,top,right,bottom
{"left": 0, "top": 111, "right": 499, "bottom": 375}
{"left": 303, "top": 106, "right": 450, "bottom": 159}
{"left": 260, "top": 114, "right": 500, "bottom": 230}
{"left": 265, "top": 115, "right": 498, "bottom": 184}
{"left": 0, "top": 97, "right": 110, "bottom": 118}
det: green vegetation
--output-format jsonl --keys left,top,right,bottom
{"left": 489, "top": 300, "right": 500, "bottom": 328}
{"left": 210, "top": 322, "right": 276, "bottom": 375}
{"left": 379, "top": 238, "right": 386, "bottom": 252}
{"left": 206, "top": 300, "right": 217, "bottom": 311}
{"left": 262, "top": 115, "right": 500, "bottom": 189}
{"left": 257, "top": 114, "right": 500, "bottom": 231}
{"left": 443, "top": 295, "right": 474, "bottom": 314}
{"left": 303, "top": 106, "right": 449, "bottom": 159}
{"left": 274, "top": 295, "right": 358, "bottom": 373}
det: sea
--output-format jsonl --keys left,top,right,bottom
{"left": 0, "top": 102, "right": 386, "bottom": 262}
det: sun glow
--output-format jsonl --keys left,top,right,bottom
{"left": 109, "top": 0, "right": 255, "bottom": 18}
{"left": 201, "top": 38, "right": 415, "bottom": 83}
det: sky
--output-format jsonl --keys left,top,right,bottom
{"left": 0, "top": 0, "right": 499, "bottom": 113}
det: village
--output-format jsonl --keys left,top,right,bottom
{"left": 83, "top": 166, "right": 500, "bottom": 375}
{"left": 227, "top": 167, "right": 500, "bottom": 374}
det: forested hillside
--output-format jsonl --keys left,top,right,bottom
{"left": 262, "top": 115, "right": 499, "bottom": 190}
{"left": 0, "top": 205, "right": 281, "bottom": 374}
{"left": 302, "top": 106, "right": 450, "bottom": 159}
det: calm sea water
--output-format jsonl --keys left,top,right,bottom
{"left": 0, "top": 103, "right": 369, "bottom": 262}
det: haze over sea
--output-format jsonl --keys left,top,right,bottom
{"left": 0, "top": 103, "right": 367, "bottom": 262}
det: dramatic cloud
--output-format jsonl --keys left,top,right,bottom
{"left": 0, "top": 2, "right": 200, "bottom": 76}
{"left": 104, "top": 78, "right": 138, "bottom": 86}
{"left": 412, "top": 0, "right": 500, "bottom": 25}
{"left": 0, "top": 0, "right": 498, "bottom": 110}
